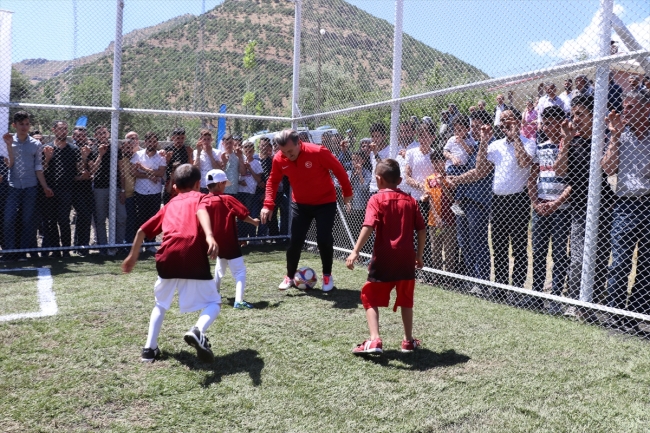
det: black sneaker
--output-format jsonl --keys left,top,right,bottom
{"left": 183, "top": 327, "right": 215, "bottom": 363}
{"left": 141, "top": 346, "right": 161, "bottom": 363}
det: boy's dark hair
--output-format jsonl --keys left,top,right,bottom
{"left": 94, "top": 124, "right": 107, "bottom": 132}
{"left": 171, "top": 127, "right": 186, "bottom": 136}
{"left": 222, "top": 133, "right": 233, "bottom": 141}
{"left": 429, "top": 148, "right": 445, "bottom": 162}
{"left": 571, "top": 94, "right": 594, "bottom": 112}
{"left": 470, "top": 109, "right": 492, "bottom": 125}
{"left": 369, "top": 123, "right": 387, "bottom": 135}
{"left": 259, "top": 136, "right": 271, "bottom": 144}
{"left": 541, "top": 105, "right": 566, "bottom": 121}
{"left": 144, "top": 131, "right": 158, "bottom": 141}
{"left": 375, "top": 158, "right": 400, "bottom": 185}
{"left": 30, "top": 130, "right": 41, "bottom": 136}
{"left": 51, "top": 120, "right": 66, "bottom": 129}
{"left": 12, "top": 111, "right": 30, "bottom": 123}
{"left": 452, "top": 114, "right": 470, "bottom": 128}
{"left": 173, "top": 164, "right": 201, "bottom": 190}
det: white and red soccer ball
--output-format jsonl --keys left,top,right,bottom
{"left": 294, "top": 267, "right": 318, "bottom": 290}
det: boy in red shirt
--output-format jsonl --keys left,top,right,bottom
{"left": 199, "top": 169, "right": 260, "bottom": 310}
{"left": 346, "top": 159, "right": 426, "bottom": 354}
{"left": 122, "top": 164, "right": 220, "bottom": 364}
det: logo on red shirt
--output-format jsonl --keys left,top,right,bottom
{"left": 305, "top": 161, "right": 312, "bottom": 168}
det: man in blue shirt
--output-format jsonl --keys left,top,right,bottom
{"left": 3, "top": 111, "right": 53, "bottom": 260}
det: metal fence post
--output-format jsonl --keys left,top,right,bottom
{"left": 291, "top": 0, "right": 301, "bottom": 131}
{"left": 388, "top": 0, "right": 404, "bottom": 159}
{"left": 579, "top": 0, "right": 614, "bottom": 303}
{"left": 108, "top": 0, "right": 124, "bottom": 247}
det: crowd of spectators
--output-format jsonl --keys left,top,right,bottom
{"left": 0, "top": 116, "right": 291, "bottom": 261}
{"left": 322, "top": 73, "right": 650, "bottom": 331}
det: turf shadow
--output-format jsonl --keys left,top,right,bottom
{"left": 223, "top": 297, "right": 283, "bottom": 310}
{"left": 303, "top": 287, "right": 361, "bottom": 309}
{"left": 170, "top": 348, "right": 265, "bottom": 387}
{"left": 356, "top": 348, "right": 470, "bottom": 371}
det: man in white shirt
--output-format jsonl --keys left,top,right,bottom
{"left": 368, "top": 123, "right": 391, "bottom": 193}
{"left": 131, "top": 131, "right": 166, "bottom": 249}
{"left": 193, "top": 129, "right": 222, "bottom": 193}
{"left": 448, "top": 110, "right": 536, "bottom": 292}
{"left": 558, "top": 78, "right": 573, "bottom": 109}
{"left": 395, "top": 121, "right": 420, "bottom": 198}
{"left": 571, "top": 75, "right": 594, "bottom": 99}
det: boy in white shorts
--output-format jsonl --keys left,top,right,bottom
{"left": 199, "top": 169, "right": 260, "bottom": 309}
{"left": 122, "top": 164, "right": 220, "bottom": 363}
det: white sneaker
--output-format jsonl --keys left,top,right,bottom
{"left": 322, "top": 274, "right": 334, "bottom": 292}
{"left": 278, "top": 276, "right": 294, "bottom": 290}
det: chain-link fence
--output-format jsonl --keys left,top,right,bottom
{"left": 1, "top": 0, "right": 650, "bottom": 334}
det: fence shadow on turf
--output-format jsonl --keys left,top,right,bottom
{"left": 303, "top": 287, "right": 361, "bottom": 309}
{"left": 357, "top": 349, "right": 470, "bottom": 371}
{"left": 170, "top": 348, "right": 264, "bottom": 388}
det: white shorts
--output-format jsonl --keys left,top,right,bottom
{"left": 154, "top": 277, "right": 222, "bottom": 313}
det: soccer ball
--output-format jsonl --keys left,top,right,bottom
{"left": 294, "top": 267, "right": 318, "bottom": 290}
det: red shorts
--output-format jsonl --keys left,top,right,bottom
{"left": 360, "top": 279, "right": 415, "bottom": 312}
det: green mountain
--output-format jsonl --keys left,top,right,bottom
{"left": 14, "top": 0, "right": 488, "bottom": 134}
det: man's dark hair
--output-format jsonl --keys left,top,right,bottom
{"left": 12, "top": 111, "right": 30, "bottom": 123}
{"left": 369, "top": 123, "right": 387, "bottom": 135}
{"left": 375, "top": 158, "right": 401, "bottom": 185}
{"left": 541, "top": 105, "right": 566, "bottom": 121}
{"left": 144, "top": 131, "right": 158, "bottom": 141}
{"left": 173, "top": 164, "right": 201, "bottom": 190}
{"left": 470, "top": 109, "right": 492, "bottom": 125}
{"left": 571, "top": 94, "right": 594, "bottom": 112}
{"left": 171, "top": 127, "right": 186, "bottom": 136}
{"left": 29, "top": 130, "right": 41, "bottom": 137}
{"left": 259, "top": 136, "right": 271, "bottom": 145}
{"left": 452, "top": 114, "right": 470, "bottom": 128}
{"left": 222, "top": 133, "right": 233, "bottom": 141}
{"left": 274, "top": 129, "right": 299, "bottom": 147}
{"left": 73, "top": 126, "right": 87, "bottom": 132}
{"left": 623, "top": 89, "right": 650, "bottom": 105}
{"left": 52, "top": 120, "right": 67, "bottom": 129}
{"left": 420, "top": 122, "right": 437, "bottom": 137}
{"left": 94, "top": 124, "right": 107, "bottom": 132}
{"left": 508, "top": 108, "right": 522, "bottom": 120}
{"left": 429, "top": 148, "right": 445, "bottom": 162}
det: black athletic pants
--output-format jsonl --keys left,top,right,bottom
{"left": 286, "top": 201, "right": 336, "bottom": 278}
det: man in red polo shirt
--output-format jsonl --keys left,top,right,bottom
{"left": 260, "top": 129, "right": 353, "bottom": 291}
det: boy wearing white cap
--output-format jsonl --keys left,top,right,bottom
{"left": 199, "top": 169, "right": 260, "bottom": 309}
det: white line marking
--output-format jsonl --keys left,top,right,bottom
{"left": 0, "top": 267, "right": 57, "bottom": 322}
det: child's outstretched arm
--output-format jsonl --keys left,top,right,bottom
{"left": 122, "top": 229, "right": 146, "bottom": 273}
{"left": 415, "top": 228, "right": 426, "bottom": 269}
{"left": 197, "top": 208, "right": 219, "bottom": 260}
{"left": 346, "top": 225, "right": 374, "bottom": 270}
{"left": 243, "top": 215, "right": 260, "bottom": 227}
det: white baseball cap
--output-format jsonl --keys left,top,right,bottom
{"left": 205, "top": 169, "right": 231, "bottom": 186}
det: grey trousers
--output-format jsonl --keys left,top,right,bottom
{"left": 566, "top": 210, "right": 611, "bottom": 303}
{"left": 93, "top": 188, "right": 127, "bottom": 246}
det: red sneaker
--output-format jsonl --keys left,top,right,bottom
{"left": 352, "top": 338, "right": 383, "bottom": 355}
{"left": 401, "top": 338, "right": 421, "bottom": 353}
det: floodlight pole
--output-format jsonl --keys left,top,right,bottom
{"left": 580, "top": 0, "right": 613, "bottom": 303}
{"left": 388, "top": 0, "right": 404, "bottom": 158}
{"left": 108, "top": 0, "right": 124, "bottom": 248}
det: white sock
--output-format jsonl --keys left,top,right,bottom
{"left": 195, "top": 303, "right": 221, "bottom": 333}
{"left": 231, "top": 257, "right": 247, "bottom": 303}
{"left": 145, "top": 305, "right": 166, "bottom": 349}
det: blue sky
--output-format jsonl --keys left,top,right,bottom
{"left": 0, "top": 0, "right": 648, "bottom": 78}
